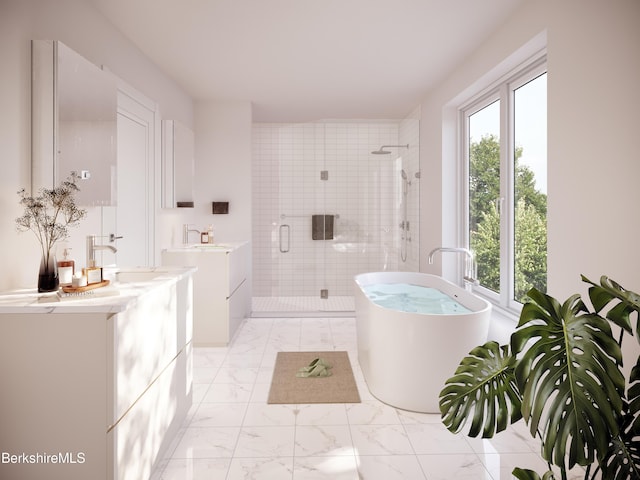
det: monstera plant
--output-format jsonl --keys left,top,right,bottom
{"left": 439, "top": 275, "right": 640, "bottom": 480}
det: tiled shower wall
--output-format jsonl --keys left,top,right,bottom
{"left": 252, "top": 119, "right": 419, "bottom": 301}
{"left": 398, "top": 109, "right": 421, "bottom": 271}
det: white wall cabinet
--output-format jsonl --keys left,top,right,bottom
{"left": 161, "top": 119, "right": 195, "bottom": 208}
{"left": 162, "top": 242, "right": 250, "bottom": 346}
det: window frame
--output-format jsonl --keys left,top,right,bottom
{"left": 459, "top": 53, "right": 547, "bottom": 314}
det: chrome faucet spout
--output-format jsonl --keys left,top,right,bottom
{"left": 86, "top": 235, "right": 118, "bottom": 267}
{"left": 428, "top": 247, "right": 472, "bottom": 264}
{"left": 427, "top": 247, "right": 478, "bottom": 290}
{"left": 182, "top": 224, "right": 201, "bottom": 245}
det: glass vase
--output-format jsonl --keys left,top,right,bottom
{"left": 38, "top": 251, "right": 59, "bottom": 293}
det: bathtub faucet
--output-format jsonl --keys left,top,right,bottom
{"left": 427, "top": 247, "right": 479, "bottom": 291}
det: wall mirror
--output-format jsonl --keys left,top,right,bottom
{"left": 32, "top": 40, "right": 117, "bottom": 206}
{"left": 162, "top": 119, "right": 194, "bottom": 208}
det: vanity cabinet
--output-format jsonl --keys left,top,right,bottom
{"left": 0, "top": 267, "right": 194, "bottom": 480}
{"left": 162, "top": 242, "right": 250, "bottom": 346}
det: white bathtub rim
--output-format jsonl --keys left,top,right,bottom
{"left": 354, "top": 271, "right": 491, "bottom": 316}
{"left": 354, "top": 271, "right": 492, "bottom": 413}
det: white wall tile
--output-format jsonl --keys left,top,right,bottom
{"left": 252, "top": 120, "right": 419, "bottom": 300}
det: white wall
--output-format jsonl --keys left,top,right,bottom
{"left": 420, "top": 0, "right": 640, "bottom": 301}
{"left": 0, "top": 0, "right": 195, "bottom": 290}
{"left": 190, "top": 100, "right": 253, "bottom": 244}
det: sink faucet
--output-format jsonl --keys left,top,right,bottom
{"left": 86, "top": 235, "right": 117, "bottom": 267}
{"left": 428, "top": 247, "right": 478, "bottom": 291}
{"left": 183, "top": 224, "right": 200, "bottom": 245}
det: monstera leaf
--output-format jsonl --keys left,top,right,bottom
{"left": 583, "top": 275, "right": 640, "bottom": 339}
{"left": 600, "top": 358, "right": 640, "bottom": 479}
{"left": 600, "top": 421, "right": 640, "bottom": 480}
{"left": 440, "top": 341, "right": 522, "bottom": 438}
{"left": 512, "top": 468, "right": 556, "bottom": 480}
{"left": 512, "top": 288, "right": 625, "bottom": 470}
{"left": 629, "top": 358, "right": 640, "bottom": 437}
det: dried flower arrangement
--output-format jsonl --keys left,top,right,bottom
{"left": 16, "top": 174, "right": 87, "bottom": 291}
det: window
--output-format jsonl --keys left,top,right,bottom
{"left": 463, "top": 58, "right": 547, "bottom": 311}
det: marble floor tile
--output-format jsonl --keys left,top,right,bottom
{"left": 295, "top": 425, "right": 355, "bottom": 457}
{"left": 294, "top": 404, "right": 349, "bottom": 426}
{"left": 234, "top": 426, "right": 296, "bottom": 457}
{"left": 192, "top": 349, "right": 228, "bottom": 368}
{"left": 191, "top": 383, "right": 211, "bottom": 404}
{"left": 223, "top": 353, "right": 264, "bottom": 368}
{"left": 293, "top": 455, "right": 359, "bottom": 479}
{"left": 346, "top": 400, "right": 401, "bottom": 425}
{"left": 156, "top": 458, "right": 231, "bottom": 480}
{"left": 396, "top": 410, "right": 441, "bottom": 425}
{"left": 242, "top": 403, "right": 298, "bottom": 426}
{"left": 171, "top": 427, "right": 240, "bottom": 458}
{"left": 249, "top": 382, "right": 271, "bottom": 403}
{"left": 151, "top": 316, "right": 557, "bottom": 480}
{"left": 212, "top": 366, "right": 259, "bottom": 384}
{"left": 192, "top": 366, "right": 220, "bottom": 384}
{"left": 202, "top": 383, "right": 253, "bottom": 403}
{"left": 350, "top": 424, "right": 414, "bottom": 455}
{"left": 226, "top": 457, "right": 294, "bottom": 480}
{"left": 404, "top": 422, "right": 475, "bottom": 454}
{"left": 256, "top": 366, "right": 276, "bottom": 383}
{"left": 355, "top": 455, "right": 427, "bottom": 480}
{"left": 417, "top": 453, "right": 492, "bottom": 480}
{"left": 189, "top": 402, "right": 248, "bottom": 427}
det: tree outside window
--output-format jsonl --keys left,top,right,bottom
{"left": 466, "top": 68, "right": 547, "bottom": 307}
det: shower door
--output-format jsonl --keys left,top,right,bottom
{"left": 270, "top": 123, "right": 344, "bottom": 312}
{"left": 252, "top": 120, "right": 418, "bottom": 315}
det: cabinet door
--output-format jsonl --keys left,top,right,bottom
{"left": 162, "top": 120, "right": 194, "bottom": 208}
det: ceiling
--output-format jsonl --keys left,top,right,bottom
{"left": 86, "top": 0, "right": 527, "bottom": 122}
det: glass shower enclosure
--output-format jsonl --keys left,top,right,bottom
{"left": 252, "top": 118, "right": 420, "bottom": 315}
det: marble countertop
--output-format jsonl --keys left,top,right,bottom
{"left": 0, "top": 266, "right": 196, "bottom": 314}
{"left": 163, "top": 241, "right": 248, "bottom": 253}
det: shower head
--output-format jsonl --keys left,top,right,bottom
{"left": 401, "top": 169, "right": 408, "bottom": 180}
{"left": 370, "top": 144, "right": 410, "bottom": 155}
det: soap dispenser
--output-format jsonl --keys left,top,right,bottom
{"left": 207, "top": 225, "right": 214, "bottom": 244}
{"left": 57, "top": 248, "right": 75, "bottom": 286}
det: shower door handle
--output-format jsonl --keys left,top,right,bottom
{"left": 279, "top": 224, "right": 290, "bottom": 253}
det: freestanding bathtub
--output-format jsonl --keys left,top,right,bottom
{"left": 354, "top": 271, "right": 492, "bottom": 413}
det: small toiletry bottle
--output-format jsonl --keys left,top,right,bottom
{"left": 83, "top": 261, "right": 103, "bottom": 285}
{"left": 201, "top": 228, "right": 209, "bottom": 244}
{"left": 207, "top": 225, "right": 214, "bottom": 244}
{"left": 57, "top": 248, "right": 75, "bottom": 286}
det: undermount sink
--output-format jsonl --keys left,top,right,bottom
{"left": 115, "top": 271, "right": 164, "bottom": 283}
{"left": 103, "top": 269, "right": 170, "bottom": 284}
